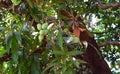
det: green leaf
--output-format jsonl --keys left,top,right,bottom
{"left": 11, "top": 0, "right": 21, "bottom": 5}
{"left": 26, "top": 0, "right": 33, "bottom": 8}
{"left": 5, "top": 32, "right": 13, "bottom": 51}
{"left": 42, "top": 63, "right": 57, "bottom": 73}
{"left": 68, "top": 50, "right": 83, "bottom": 56}
{"left": 14, "top": 32, "right": 22, "bottom": 45}
{"left": 0, "top": 46, "right": 6, "bottom": 57}
{"left": 57, "top": 30, "right": 63, "bottom": 50}
{"left": 64, "top": 68, "right": 75, "bottom": 74}
{"left": 73, "top": 60, "right": 80, "bottom": 68}
{"left": 53, "top": 50, "right": 65, "bottom": 56}
{"left": 31, "top": 62, "right": 40, "bottom": 74}
{"left": 11, "top": 32, "right": 19, "bottom": 63}
{"left": 62, "top": 65, "right": 67, "bottom": 73}
{"left": 72, "top": 59, "right": 86, "bottom": 68}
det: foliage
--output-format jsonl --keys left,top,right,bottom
{"left": 0, "top": 0, "right": 120, "bottom": 74}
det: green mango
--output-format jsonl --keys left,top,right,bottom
{"left": 40, "top": 30, "right": 45, "bottom": 35}
{"left": 37, "top": 24, "right": 42, "bottom": 30}
{"left": 38, "top": 35, "right": 44, "bottom": 42}
{"left": 42, "top": 23, "right": 48, "bottom": 29}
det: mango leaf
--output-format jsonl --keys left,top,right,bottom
{"left": 0, "top": 46, "right": 6, "bottom": 57}
{"left": 26, "top": 0, "right": 33, "bottom": 8}
{"left": 31, "top": 62, "right": 40, "bottom": 74}
{"left": 62, "top": 65, "right": 67, "bottom": 73}
{"left": 14, "top": 32, "right": 22, "bottom": 45}
{"left": 72, "top": 60, "right": 80, "bottom": 68}
{"left": 72, "top": 59, "right": 86, "bottom": 68}
{"left": 5, "top": 31, "right": 13, "bottom": 51}
{"left": 33, "top": 5, "right": 39, "bottom": 14}
{"left": 76, "top": 59, "right": 86, "bottom": 64}
{"left": 22, "top": 31, "right": 34, "bottom": 49}
{"left": 11, "top": 0, "right": 21, "bottom": 5}
{"left": 52, "top": 50, "right": 65, "bottom": 56}
{"left": 57, "top": 29, "right": 63, "bottom": 49}
{"left": 46, "top": 10, "right": 55, "bottom": 16}
{"left": 11, "top": 32, "right": 19, "bottom": 63}
{"left": 68, "top": 50, "right": 83, "bottom": 56}
{"left": 64, "top": 68, "right": 76, "bottom": 74}
{"left": 42, "top": 63, "right": 57, "bottom": 73}
{"left": 73, "top": 24, "right": 80, "bottom": 38}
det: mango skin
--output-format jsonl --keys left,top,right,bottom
{"left": 37, "top": 24, "right": 42, "bottom": 30}
{"left": 38, "top": 35, "right": 43, "bottom": 42}
{"left": 42, "top": 23, "right": 48, "bottom": 29}
{"left": 40, "top": 30, "right": 45, "bottom": 35}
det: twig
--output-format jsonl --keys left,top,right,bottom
{"left": 97, "top": 0, "right": 120, "bottom": 9}
{"left": 0, "top": 53, "right": 11, "bottom": 63}
{"left": 99, "top": 41, "right": 120, "bottom": 47}
{"left": 78, "top": 16, "right": 86, "bottom": 26}
{"left": 30, "top": 36, "right": 47, "bottom": 55}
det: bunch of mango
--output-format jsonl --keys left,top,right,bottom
{"left": 37, "top": 23, "right": 48, "bottom": 42}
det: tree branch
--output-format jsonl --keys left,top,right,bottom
{"left": 97, "top": 0, "right": 120, "bottom": 9}
{"left": 0, "top": 1, "right": 22, "bottom": 15}
{"left": 99, "top": 41, "right": 120, "bottom": 47}
{"left": 0, "top": 53, "right": 11, "bottom": 63}
{"left": 30, "top": 36, "right": 47, "bottom": 55}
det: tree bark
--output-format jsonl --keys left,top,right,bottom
{"left": 72, "top": 17, "right": 113, "bottom": 74}
{"left": 82, "top": 38, "right": 112, "bottom": 74}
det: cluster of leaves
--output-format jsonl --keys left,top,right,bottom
{"left": 92, "top": 4, "right": 120, "bottom": 72}
{"left": 0, "top": 0, "right": 90, "bottom": 74}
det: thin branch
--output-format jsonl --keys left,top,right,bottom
{"left": 30, "top": 36, "right": 47, "bottom": 55}
{"left": 0, "top": 1, "right": 22, "bottom": 15}
{"left": 99, "top": 41, "right": 120, "bottom": 47}
{"left": 97, "top": 0, "right": 120, "bottom": 9}
{"left": 0, "top": 53, "right": 11, "bottom": 63}
{"left": 0, "top": 0, "right": 12, "bottom": 9}
{"left": 78, "top": 16, "right": 86, "bottom": 26}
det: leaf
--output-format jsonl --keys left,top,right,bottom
{"left": 32, "top": 5, "right": 38, "bottom": 14}
{"left": 11, "top": 32, "right": 20, "bottom": 63}
{"left": 64, "top": 68, "right": 75, "bottom": 74}
{"left": 62, "top": 65, "right": 67, "bottom": 73}
{"left": 5, "top": 31, "right": 13, "bottom": 51}
{"left": 57, "top": 30, "right": 63, "bottom": 49}
{"left": 14, "top": 32, "right": 22, "bottom": 45}
{"left": 68, "top": 50, "right": 83, "bottom": 56}
{"left": 72, "top": 60, "right": 80, "bottom": 68}
{"left": 31, "top": 62, "right": 40, "bottom": 74}
{"left": 53, "top": 50, "right": 65, "bottom": 56}
{"left": 11, "top": 0, "right": 21, "bottom": 5}
{"left": 26, "top": 0, "right": 33, "bottom": 8}
{"left": 42, "top": 63, "right": 57, "bottom": 73}
{"left": 73, "top": 24, "right": 80, "bottom": 38}
{"left": 72, "top": 59, "right": 86, "bottom": 68}
{"left": 0, "top": 46, "right": 6, "bottom": 57}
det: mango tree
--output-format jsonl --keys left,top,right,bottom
{"left": 0, "top": 0, "right": 120, "bottom": 74}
